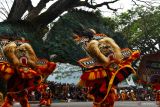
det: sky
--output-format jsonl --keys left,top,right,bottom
{"left": 95, "top": 0, "right": 160, "bottom": 17}
{"left": 91, "top": 0, "right": 134, "bottom": 17}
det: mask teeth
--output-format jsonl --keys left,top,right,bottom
{"left": 122, "top": 50, "right": 132, "bottom": 58}
{"left": 37, "top": 61, "right": 46, "bottom": 65}
{"left": 3, "top": 57, "right": 7, "bottom": 61}
{"left": 77, "top": 38, "right": 89, "bottom": 44}
{"left": 83, "top": 60, "right": 94, "bottom": 65}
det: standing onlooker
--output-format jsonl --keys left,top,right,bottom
{"left": 156, "top": 90, "right": 160, "bottom": 106}
{"left": 120, "top": 90, "right": 127, "bottom": 101}
{"left": 0, "top": 92, "right": 3, "bottom": 106}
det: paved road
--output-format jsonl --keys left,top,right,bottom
{"left": 13, "top": 101, "right": 159, "bottom": 107}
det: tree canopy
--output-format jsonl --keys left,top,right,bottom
{"left": 114, "top": 6, "right": 160, "bottom": 54}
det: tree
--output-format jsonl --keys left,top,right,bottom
{"left": 115, "top": 6, "right": 160, "bottom": 54}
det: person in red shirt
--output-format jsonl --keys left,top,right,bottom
{"left": 38, "top": 83, "right": 52, "bottom": 106}
{"left": 152, "top": 80, "right": 160, "bottom": 106}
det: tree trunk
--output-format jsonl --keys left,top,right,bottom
{"left": 30, "top": 0, "right": 80, "bottom": 26}
{"left": 7, "top": 0, "right": 32, "bottom": 21}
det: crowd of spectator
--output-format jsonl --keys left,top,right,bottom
{"left": 30, "top": 81, "right": 88, "bottom": 102}
{"left": 28, "top": 81, "right": 157, "bottom": 102}
{"left": 117, "top": 87, "right": 156, "bottom": 101}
